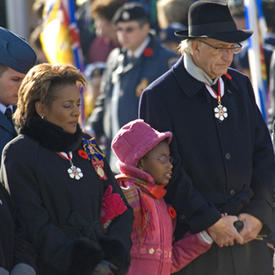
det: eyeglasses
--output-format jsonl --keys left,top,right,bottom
{"left": 198, "top": 39, "right": 242, "bottom": 54}
{"left": 144, "top": 155, "right": 173, "bottom": 164}
{"left": 116, "top": 26, "right": 140, "bottom": 33}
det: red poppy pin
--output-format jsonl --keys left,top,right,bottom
{"left": 168, "top": 206, "right": 177, "bottom": 219}
{"left": 78, "top": 149, "right": 89, "bottom": 159}
{"left": 143, "top": 47, "right": 153, "bottom": 57}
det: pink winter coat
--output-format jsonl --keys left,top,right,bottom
{"left": 116, "top": 166, "right": 211, "bottom": 275}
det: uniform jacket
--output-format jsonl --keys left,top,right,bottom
{"left": 0, "top": 111, "right": 17, "bottom": 164}
{"left": 90, "top": 34, "right": 178, "bottom": 169}
{"left": 0, "top": 117, "right": 133, "bottom": 275}
{"left": 139, "top": 57, "right": 275, "bottom": 275}
{"left": 116, "top": 165, "right": 211, "bottom": 275}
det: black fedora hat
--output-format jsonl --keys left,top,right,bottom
{"left": 175, "top": 1, "right": 253, "bottom": 43}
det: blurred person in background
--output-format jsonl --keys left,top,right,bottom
{"left": 159, "top": 23, "right": 183, "bottom": 54}
{"left": 88, "top": 0, "right": 127, "bottom": 63}
{"left": 156, "top": 0, "right": 192, "bottom": 30}
{"left": 75, "top": 0, "right": 95, "bottom": 64}
{"left": 89, "top": 2, "right": 178, "bottom": 173}
{"left": 84, "top": 62, "right": 106, "bottom": 119}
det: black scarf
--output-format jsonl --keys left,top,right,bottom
{"left": 20, "top": 115, "right": 82, "bottom": 152}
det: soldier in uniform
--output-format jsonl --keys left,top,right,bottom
{"left": 89, "top": 2, "right": 178, "bottom": 173}
{"left": 0, "top": 27, "right": 36, "bottom": 163}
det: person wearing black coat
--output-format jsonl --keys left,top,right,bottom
{"left": 139, "top": 2, "right": 275, "bottom": 275}
{"left": 0, "top": 63, "right": 133, "bottom": 275}
{"left": 0, "top": 184, "right": 36, "bottom": 275}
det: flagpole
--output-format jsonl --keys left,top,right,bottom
{"left": 244, "top": 0, "right": 267, "bottom": 120}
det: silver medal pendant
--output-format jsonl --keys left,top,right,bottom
{"left": 68, "top": 165, "right": 83, "bottom": 180}
{"left": 214, "top": 104, "right": 228, "bottom": 121}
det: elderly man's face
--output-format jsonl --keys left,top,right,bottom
{"left": 191, "top": 38, "right": 237, "bottom": 79}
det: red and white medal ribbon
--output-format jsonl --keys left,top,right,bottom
{"left": 57, "top": 152, "right": 83, "bottom": 180}
{"left": 205, "top": 78, "right": 228, "bottom": 121}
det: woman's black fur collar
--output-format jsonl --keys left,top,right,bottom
{"left": 20, "top": 115, "right": 82, "bottom": 152}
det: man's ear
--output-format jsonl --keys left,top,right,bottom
{"left": 35, "top": 101, "right": 45, "bottom": 119}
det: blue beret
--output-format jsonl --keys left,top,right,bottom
{"left": 0, "top": 27, "right": 37, "bottom": 74}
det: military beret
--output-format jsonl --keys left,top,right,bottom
{"left": 112, "top": 2, "right": 149, "bottom": 24}
{"left": 84, "top": 62, "right": 106, "bottom": 80}
{"left": 0, "top": 27, "right": 37, "bottom": 74}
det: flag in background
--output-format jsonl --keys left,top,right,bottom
{"left": 244, "top": 0, "right": 268, "bottom": 121}
{"left": 40, "top": 0, "right": 86, "bottom": 124}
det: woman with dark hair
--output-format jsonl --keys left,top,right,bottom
{"left": 0, "top": 63, "right": 133, "bottom": 275}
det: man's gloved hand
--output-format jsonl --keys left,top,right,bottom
{"left": 91, "top": 260, "right": 118, "bottom": 275}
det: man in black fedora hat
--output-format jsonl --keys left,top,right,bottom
{"left": 139, "top": 1, "right": 275, "bottom": 274}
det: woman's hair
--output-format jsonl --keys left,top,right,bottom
{"left": 14, "top": 63, "right": 86, "bottom": 129}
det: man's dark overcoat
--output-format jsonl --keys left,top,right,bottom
{"left": 139, "top": 57, "right": 275, "bottom": 275}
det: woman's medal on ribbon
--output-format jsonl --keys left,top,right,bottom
{"left": 83, "top": 138, "right": 107, "bottom": 180}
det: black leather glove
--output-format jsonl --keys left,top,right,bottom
{"left": 91, "top": 260, "right": 118, "bottom": 275}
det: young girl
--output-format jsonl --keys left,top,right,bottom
{"left": 111, "top": 119, "right": 212, "bottom": 275}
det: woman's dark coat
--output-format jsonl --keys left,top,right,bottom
{"left": 0, "top": 184, "right": 35, "bottom": 272}
{"left": 1, "top": 119, "right": 133, "bottom": 275}
{"left": 139, "top": 57, "right": 275, "bottom": 274}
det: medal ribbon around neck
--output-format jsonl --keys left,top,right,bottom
{"left": 82, "top": 137, "right": 107, "bottom": 180}
{"left": 57, "top": 152, "right": 83, "bottom": 181}
{"left": 205, "top": 78, "right": 228, "bottom": 121}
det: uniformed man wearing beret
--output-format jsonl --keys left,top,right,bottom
{"left": 0, "top": 27, "right": 37, "bottom": 163}
{"left": 0, "top": 27, "right": 37, "bottom": 275}
{"left": 90, "top": 2, "right": 178, "bottom": 172}
{"left": 139, "top": 2, "right": 275, "bottom": 274}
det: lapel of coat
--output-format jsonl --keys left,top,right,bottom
{"left": 172, "top": 57, "right": 205, "bottom": 97}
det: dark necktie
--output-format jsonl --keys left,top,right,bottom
{"left": 4, "top": 108, "right": 13, "bottom": 123}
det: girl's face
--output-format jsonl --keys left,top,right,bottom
{"left": 139, "top": 141, "right": 173, "bottom": 185}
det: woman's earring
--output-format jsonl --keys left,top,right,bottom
{"left": 41, "top": 114, "right": 45, "bottom": 119}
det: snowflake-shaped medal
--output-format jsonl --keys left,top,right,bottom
{"left": 214, "top": 104, "right": 228, "bottom": 121}
{"left": 68, "top": 165, "right": 83, "bottom": 180}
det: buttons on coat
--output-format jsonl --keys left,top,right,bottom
{"left": 225, "top": 153, "right": 231, "bottom": 160}
{"left": 149, "top": 248, "right": 155, "bottom": 254}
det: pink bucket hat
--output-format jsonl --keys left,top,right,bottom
{"left": 112, "top": 119, "right": 172, "bottom": 166}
